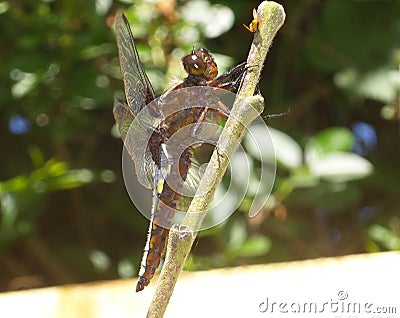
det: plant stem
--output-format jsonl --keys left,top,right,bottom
{"left": 146, "top": 2, "right": 286, "bottom": 317}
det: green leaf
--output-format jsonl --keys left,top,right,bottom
{"left": 89, "top": 249, "right": 111, "bottom": 273}
{"left": 47, "top": 169, "right": 95, "bottom": 190}
{"left": 0, "top": 194, "right": 18, "bottom": 229}
{"left": 305, "top": 127, "right": 354, "bottom": 164}
{"left": 80, "top": 43, "right": 113, "bottom": 59}
{"left": 226, "top": 219, "right": 247, "bottom": 250}
{"left": 0, "top": 1, "right": 10, "bottom": 15}
{"left": 11, "top": 71, "right": 38, "bottom": 98}
{"left": 235, "top": 235, "right": 271, "bottom": 258}
{"left": 368, "top": 224, "right": 400, "bottom": 251}
{"left": 334, "top": 67, "right": 397, "bottom": 103}
{"left": 288, "top": 168, "right": 319, "bottom": 189}
{"left": 245, "top": 126, "right": 302, "bottom": 170}
{"left": 309, "top": 152, "right": 373, "bottom": 182}
{"left": 269, "top": 127, "right": 302, "bottom": 170}
{"left": 1, "top": 175, "right": 29, "bottom": 194}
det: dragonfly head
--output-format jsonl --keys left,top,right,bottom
{"left": 181, "top": 47, "right": 218, "bottom": 81}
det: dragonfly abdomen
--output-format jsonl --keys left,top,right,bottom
{"left": 136, "top": 221, "right": 169, "bottom": 292}
{"left": 136, "top": 140, "right": 194, "bottom": 291}
{"left": 136, "top": 176, "right": 183, "bottom": 292}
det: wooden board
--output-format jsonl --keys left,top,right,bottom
{"left": 1, "top": 252, "right": 399, "bottom": 317}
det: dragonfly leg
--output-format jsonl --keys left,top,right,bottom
{"left": 188, "top": 105, "right": 229, "bottom": 169}
{"left": 262, "top": 108, "right": 291, "bottom": 120}
{"left": 207, "top": 62, "right": 249, "bottom": 92}
{"left": 191, "top": 103, "right": 229, "bottom": 139}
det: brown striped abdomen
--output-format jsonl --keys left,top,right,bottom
{"left": 136, "top": 148, "right": 192, "bottom": 292}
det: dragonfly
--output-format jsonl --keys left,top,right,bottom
{"left": 113, "top": 12, "right": 248, "bottom": 292}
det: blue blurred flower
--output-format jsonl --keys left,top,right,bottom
{"left": 9, "top": 114, "right": 31, "bottom": 135}
{"left": 352, "top": 122, "right": 377, "bottom": 155}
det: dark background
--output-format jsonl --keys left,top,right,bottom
{"left": 1, "top": 0, "right": 399, "bottom": 292}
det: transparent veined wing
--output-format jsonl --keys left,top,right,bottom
{"left": 113, "top": 99, "right": 156, "bottom": 189}
{"left": 114, "top": 12, "right": 158, "bottom": 116}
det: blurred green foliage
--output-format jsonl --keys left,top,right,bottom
{"left": 1, "top": 0, "right": 399, "bottom": 291}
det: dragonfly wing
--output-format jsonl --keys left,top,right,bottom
{"left": 115, "top": 12, "right": 157, "bottom": 114}
{"left": 113, "top": 99, "right": 155, "bottom": 188}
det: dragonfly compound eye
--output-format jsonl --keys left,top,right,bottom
{"left": 182, "top": 53, "right": 207, "bottom": 76}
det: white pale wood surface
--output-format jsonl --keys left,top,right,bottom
{"left": 1, "top": 252, "right": 399, "bottom": 318}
